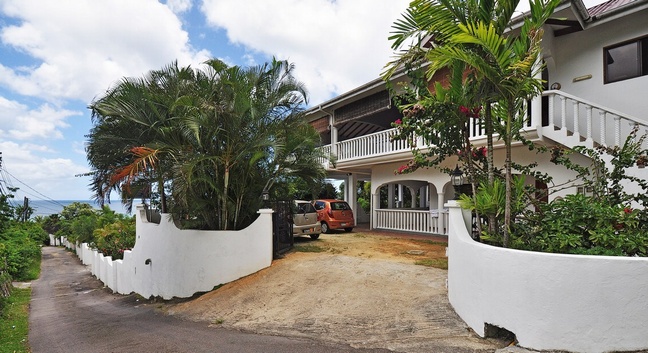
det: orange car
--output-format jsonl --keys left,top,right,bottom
{"left": 313, "top": 199, "right": 355, "bottom": 233}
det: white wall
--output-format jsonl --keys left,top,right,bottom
{"left": 545, "top": 9, "right": 648, "bottom": 122}
{"left": 446, "top": 201, "right": 648, "bottom": 353}
{"left": 64, "top": 206, "right": 274, "bottom": 300}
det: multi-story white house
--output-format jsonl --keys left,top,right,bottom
{"left": 305, "top": 0, "right": 648, "bottom": 236}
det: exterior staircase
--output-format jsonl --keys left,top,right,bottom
{"left": 540, "top": 90, "right": 648, "bottom": 152}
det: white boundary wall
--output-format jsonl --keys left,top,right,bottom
{"left": 60, "top": 205, "right": 274, "bottom": 299}
{"left": 446, "top": 201, "right": 648, "bottom": 353}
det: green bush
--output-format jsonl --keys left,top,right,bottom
{"left": 518, "top": 194, "right": 648, "bottom": 256}
{"left": 93, "top": 219, "right": 135, "bottom": 260}
{"left": 0, "top": 224, "right": 42, "bottom": 281}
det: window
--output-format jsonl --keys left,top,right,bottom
{"left": 604, "top": 36, "right": 648, "bottom": 83}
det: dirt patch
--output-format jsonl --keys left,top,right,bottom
{"left": 166, "top": 230, "right": 507, "bottom": 352}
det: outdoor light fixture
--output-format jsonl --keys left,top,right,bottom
{"left": 261, "top": 188, "right": 270, "bottom": 207}
{"left": 451, "top": 165, "right": 464, "bottom": 200}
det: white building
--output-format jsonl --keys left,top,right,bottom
{"left": 305, "top": 0, "right": 648, "bottom": 236}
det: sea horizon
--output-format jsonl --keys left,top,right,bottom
{"left": 28, "top": 199, "right": 133, "bottom": 218}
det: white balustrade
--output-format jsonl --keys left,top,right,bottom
{"left": 375, "top": 209, "right": 448, "bottom": 235}
{"left": 543, "top": 90, "right": 648, "bottom": 149}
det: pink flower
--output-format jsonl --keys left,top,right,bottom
{"left": 394, "top": 119, "right": 402, "bottom": 125}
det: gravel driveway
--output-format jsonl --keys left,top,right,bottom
{"left": 166, "top": 230, "right": 510, "bottom": 352}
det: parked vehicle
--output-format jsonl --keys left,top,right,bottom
{"left": 313, "top": 199, "right": 354, "bottom": 233}
{"left": 293, "top": 200, "right": 322, "bottom": 239}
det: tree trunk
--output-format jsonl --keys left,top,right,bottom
{"left": 485, "top": 103, "right": 497, "bottom": 235}
{"left": 503, "top": 103, "right": 514, "bottom": 248}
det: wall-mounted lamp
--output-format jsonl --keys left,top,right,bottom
{"left": 261, "top": 188, "right": 270, "bottom": 208}
{"left": 145, "top": 258, "right": 152, "bottom": 265}
{"left": 451, "top": 165, "right": 464, "bottom": 200}
{"left": 550, "top": 82, "right": 561, "bottom": 90}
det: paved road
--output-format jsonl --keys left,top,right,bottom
{"left": 29, "top": 246, "right": 392, "bottom": 353}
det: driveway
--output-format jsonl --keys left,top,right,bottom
{"left": 30, "top": 229, "right": 510, "bottom": 353}
{"left": 166, "top": 229, "right": 510, "bottom": 352}
{"left": 29, "top": 246, "right": 392, "bottom": 353}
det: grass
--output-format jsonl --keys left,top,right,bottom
{"left": 0, "top": 287, "right": 32, "bottom": 353}
{"left": 293, "top": 244, "right": 326, "bottom": 253}
{"left": 414, "top": 239, "right": 448, "bottom": 246}
{"left": 415, "top": 258, "right": 449, "bottom": 270}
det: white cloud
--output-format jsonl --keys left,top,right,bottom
{"left": 0, "top": 0, "right": 210, "bottom": 103}
{"left": 166, "top": 0, "right": 193, "bottom": 14}
{"left": 0, "top": 140, "right": 90, "bottom": 200}
{"left": 200, "top": 0, "right": 410, "bottom": 105}
{"left": 0, "top": 96, "right": 80, "bottom": 140}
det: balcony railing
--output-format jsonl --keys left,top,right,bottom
{"left": 321, "top": 116, "right": 490, "bottom": 165}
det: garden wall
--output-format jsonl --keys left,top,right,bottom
{"left": 62, "top": 205, "right": 274, "bottom": 299}
{"left": 445, "top": 201, "right": 648, "bottom": 353}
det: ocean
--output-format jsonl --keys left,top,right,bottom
{"left": 28, "top": 199, "right": 132, "bottom": 218}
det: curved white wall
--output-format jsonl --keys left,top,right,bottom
{"left": 446, "top": 201, "right": 648, "bottom": 353}
{"left": 66, "top": 206, "right": 274, "bottom": 300}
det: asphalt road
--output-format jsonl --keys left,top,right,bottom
{"left": 28, "top": 246, "right": 392, "bottom": 353}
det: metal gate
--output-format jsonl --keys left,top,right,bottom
{"left": 272, "top": 200, "right": 293, "bottom": 257}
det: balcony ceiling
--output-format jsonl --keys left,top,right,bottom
{"left": 337, "top": 106, "right": 400, "bottom": 141}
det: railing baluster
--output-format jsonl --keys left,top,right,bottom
{"left": 560, "top": 96, "right": 567, "bottom": 132}
{"left": 548, "top": 92, "right": 555, "bottom": 127}
{"left": 586, "top": 106, "right": 593, "bottom": 142}
{"left": 614, "top": 115, "right": 621, "bottom": 147}
{"left": 572, "top": 101, "right": 579, "bottom": 137}
{"left": 600, "top": 111, "right": 607, "bottom": 147}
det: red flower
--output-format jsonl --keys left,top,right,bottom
{"left": 459, "top": 105, "right": 482, "bottom": 118}
{"left": 624, "top": 207, "right": 632, "bottom": 214}
{"left": 394, "top": 119, "right": 402, "bottom": 125}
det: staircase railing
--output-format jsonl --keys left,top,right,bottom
{"left": 542, "top": 90, "right": 648, "bottom": 149}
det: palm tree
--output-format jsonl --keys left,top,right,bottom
{"left": 385, "top": 0, "right": 560, "bottom": 246}
{"left": 87, "top": 59, "right": 324, "bottom": 230}
{"left": 87, "top": 62, "right": 196, "bottom": 213}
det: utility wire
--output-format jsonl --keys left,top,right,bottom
{"left": 1, "top": 168, "right": 67, "bottom": 208}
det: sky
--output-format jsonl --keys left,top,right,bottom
{"left": 0, "top": 0, "right": 607, "bottom": 205}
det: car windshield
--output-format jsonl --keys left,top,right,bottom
{"left": 297, "top": 202, "right": 316, "bottom": 213}
{"left": 331, "top": 202, "right": 350, "bottom": 211}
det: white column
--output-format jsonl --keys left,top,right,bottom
{"left": 388, "top": 184, "right": 395, "bottom": 208}
{"left": 407, "top": 187, "right": 416, "bottom": 208}
{"left": 371, "top": 192, "right": 379, "bottom": 230}
{"left": 346, "top": 173, "right": 358, "bottom": 225}
{"left": 530, "top": 57, "right": 543, "bottom": 129}
{"left": 330, "top": 115, "right": 338, "bottom": 158}
{"left": 398, "top": 184, "right": 403, "bottom": 208}
{"left": 437, "top": 192, "right": 445, "bottom": 234}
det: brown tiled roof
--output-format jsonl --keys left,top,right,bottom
{"left": 588, "top": 0, "right": 637, "bottom": 16}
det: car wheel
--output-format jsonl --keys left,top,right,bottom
{"left": 309, "top": 234, "right": 320, "bottom": 240}
{"left": 344, "top": 228, "right": 353, "bottom": 232}
{"left": 321, "top": 222, "right": 330, "bottom": 233}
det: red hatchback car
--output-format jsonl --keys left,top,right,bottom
{"left": 313, "top": 199, "right": 355, "bottom": 233}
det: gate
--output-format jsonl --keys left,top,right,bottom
{"left": 271, "top": 200, "right": 293, "bottom": 257}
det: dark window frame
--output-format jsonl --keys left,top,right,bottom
{"left": 604, "top": 34, "right": 648, "bottom": 84}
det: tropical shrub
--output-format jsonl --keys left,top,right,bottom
{"left": 515, "top": 128, "right": 648, "bottom": 256}
{"left": 0, "top": 224, "right": 42, "bottom": 281}
{"left": 93, "top": 219, "right": 135, "bottom": 260}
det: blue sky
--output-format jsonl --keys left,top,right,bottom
{"left": 0, "top": 0, "right": 606, "bottom": 204}
{"left": 0, "top": 0, "right": 410, "bottom": 202}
